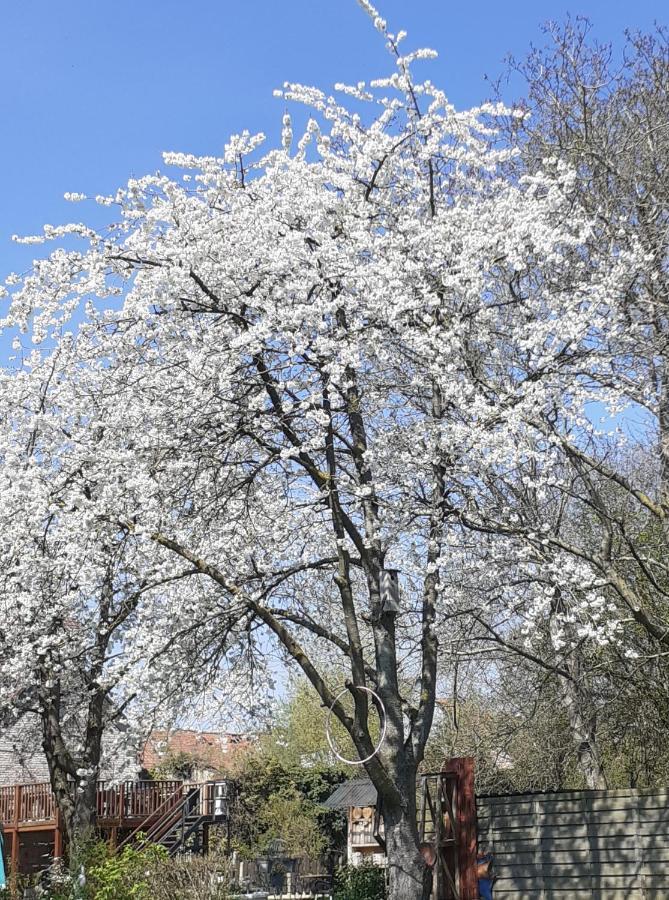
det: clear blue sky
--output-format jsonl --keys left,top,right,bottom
{"left": 0, "top": 0, "right": 665, "bottom": 277}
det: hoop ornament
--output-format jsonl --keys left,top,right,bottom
{"left": 325, "top": 686, "right": 387, "bottom": 766}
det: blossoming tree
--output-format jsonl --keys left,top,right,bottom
{"left": 0, "top": 352, "right": 263, "bottom": 852}
{"left": 0, "top": 3, "right": 643, "bottom": 895}
{"left": 457, "top": 20, "right": 669, "bottom": 789}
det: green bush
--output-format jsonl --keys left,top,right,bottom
{"left": 334, "top": 863, "right": 386, "bottom": 900}
{"left": 231, "top": 752, "right": 347, "bottom": 860}
{"left": 77, "top": 840, "right": 167, "bottom": 900}
{"left": 140, "top": 855, "right": 230, "bottom": 900}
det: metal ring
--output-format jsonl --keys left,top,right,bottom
{"left": 325, "top": 686, "right": 387, "bottom": 766}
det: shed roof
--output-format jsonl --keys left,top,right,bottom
{"left": 322, "top": 777, "right": 377, "bottom": 809}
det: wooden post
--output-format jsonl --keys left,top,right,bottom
{"left": 10, "top": 786, "right": 20, "bottom": 877}
{"left": 54, "top": 808, "right": 63, "bottom": 860}
{"left": 442, "top": 757, "right": 477, "bottom": 900}
{"left": 8, "top": 835, "right": 18, "bottom": 900}
{"left": 419, "top": 777, "right": 428, "bottom": 845}
{"left": 12, "top": 786, "right": 19, "bottom": 829}
{"left": 10, "top": 830, "right": 19, "bottom": 878}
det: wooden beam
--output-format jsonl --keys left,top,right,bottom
{"left": 54, "top": 810, "right": 63, "bottom": 860}
{"left": 17, "top": 823, "right": 56, "bottom": 833}
{"left": 419, "top": 777, "right": 428, "bottom": 842}
{"left": 442, "top": 758, "right": 477, "bottom": 900}
{"left": 10, "top": 827, "right": 19, "bottom": 877}
{"left": 12, "top": 785, "right": 19, "bottom": 829}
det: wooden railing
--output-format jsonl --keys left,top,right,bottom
{"left": 0, "top": 784, "right": 17, "bottom": 824}
{"left": 19, "top": 782, "right": 56, "bottom": 823}
{"left": 0, "top": 783, "right": 56, "bottom": 826}
{"left": 0, "top": 780, "right": 187, "bottom": 828}
{"left": 95, "top": 779, "right": 182, "bottom": 821}
{"left": 183, "top": 781, "right": 231, "bottom": 818}
{"left": 118, "top": 780, "right": 232, "bottom": 853}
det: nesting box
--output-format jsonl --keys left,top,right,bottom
{"left": 380, "top": 568, "right": 401, "bottom": 613}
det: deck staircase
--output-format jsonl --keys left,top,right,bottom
{"left": 118, "top": 780, "right": 232, "bottom": 858}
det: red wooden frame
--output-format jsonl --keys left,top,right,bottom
{"left": 441, "top": 757, "right": 477, "bottom": 900}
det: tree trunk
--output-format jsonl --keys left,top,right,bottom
{"left": 549, "top": 615, "right": 607, "bottom": 789}
{"left": 656, "top": 354, "right": 669, "bottom": 512}
{"left": 373, "top": 755, "right": 432, "bottom": 900}
{"left": 383, "top": 803, "right": 432, "bottom": 900}
{"left": 561, "top": 675, "right": 607, "bottom": 790}
{"left": 40, "top": 675, "right": 102, "bottom": 865}
{"left": 49, "top": 767, "right": 76, "bottom": 855}
{"left": 46, "top": 767, "right": 97, "bottom": 864}
{"left": 70, "top": 777, "right": 98, "bottom": 859}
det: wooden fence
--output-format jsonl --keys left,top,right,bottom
{"left": 477, "top": 788, "right": 669, "bottom": 899}
{"left": 234, "top": 854, "right": 334, "bottom": 895}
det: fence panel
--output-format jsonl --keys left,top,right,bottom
{"left": 477, "top": 788, "right": 669, "bottom": 899}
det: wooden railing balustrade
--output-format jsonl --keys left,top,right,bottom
{"left": 19, "top": 782, "right": 55, "bottom": 823}
{"left": 1, "top": 779, "right": 190, "bottom": 828}
{"left": 0, "top": 784, "right": 17, "bottom": 824}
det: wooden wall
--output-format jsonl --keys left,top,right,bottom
{"left": 18, "top": 830, "right": 56, "bottom": 877}
{"left": 477, "top": 788, "right": 669, "bottom": 899}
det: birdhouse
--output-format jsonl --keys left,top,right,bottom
{"left": 380, "top": 569, "right": 401, "bottom": 613}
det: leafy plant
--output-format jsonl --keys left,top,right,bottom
{"left": 84, "top": 841, "right": 167, "bottom": 900}
{"left": 150, "top": 750, "right": 197, "bottom": 781}
{"left": 231, "top": 748, "right": 347, "bottom": 861}
{"left": 141, "top": 855, "right": 230, "bottom": 900}
{"left": 334, "top": 863, "right": 386, "bottom": 900}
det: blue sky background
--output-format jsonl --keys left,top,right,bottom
{"left": 0, "top": 0, "right": 662, "bottom": 722}
{"left": 0, "top": 0, "right": 665, "bottom": 279}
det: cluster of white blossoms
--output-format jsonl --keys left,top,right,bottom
{"left": 0, "top": 1, "right": 653, "bottom": 778}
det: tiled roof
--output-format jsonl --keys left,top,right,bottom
{"left": 323, "top": 777, "right": 377, "bottom": 809}
{"left": 140, "top": 729, "right": 252, "bottom": 773}
{"left": 0, "top": 716, "right": 135, "bottom": 787}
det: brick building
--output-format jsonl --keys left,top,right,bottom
{"left": 140, "top": 729, "right": 252, "bottom": 780}
{"left": 0, "top": 719, "right": 49, "bottom": 787}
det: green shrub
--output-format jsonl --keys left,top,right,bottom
{"left": 24, "top": 843, "right": 231, "bottom": 900}
{"left": 84, "top": 841, "right": 167, "bottom": 900}
{"left": 141, "top": 855, "right": 230, "bottom": 900}
{"left": 334, "top": 863, "right": 386, "bottom": 900}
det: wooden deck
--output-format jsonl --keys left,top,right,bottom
{"left": 0, "top": 779, "right": 215, "bottom": 876}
